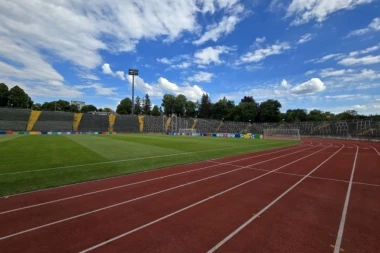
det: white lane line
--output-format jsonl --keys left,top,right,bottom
{"left": 333, "top": 145, "right": 359, "bottom": 253}
{"left": 368, "top": 145, "right": 380, "bottom": 156}
{"left": 79, "top": 145, "right": 332, "bottom": 253}
{"left": 0, "top": 144, "right": 310, "bottom": 215}
{"left": 0, "top": 144, "right": 322, "bottom": 241}
{"left": 207, "top": 144, "right": 344, "bottom": 253}
{"left": 0, "top": 142, "right": 297, "bottom": 176}
{"left": 3, "top": 142, "right": 312, "bottom": 198}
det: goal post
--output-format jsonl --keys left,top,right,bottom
{"left": 179, "top": 128, "right": 197, "bottom": 134}
{"left": 263, "top": 128, "right": 300, "bottom": 140}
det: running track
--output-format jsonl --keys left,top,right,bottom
{"left": 0, "top": 138, "right": 379, "bottom": 253}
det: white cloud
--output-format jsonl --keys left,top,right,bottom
{"left": 115, "top": 71, "right": 126, "bottom": 81}
{"left": 157, "top": 58, "right": 172, "bottom": 64}
{"left": 305, "top": 70, "right": 317, "bottom": 75}
{"left": 102, "top": 64, "right": 114, "bottom": 75}
{"left": 193, "top": 3, "right": 245, "bottom": 45}
{"left": 75, "top": 83, "right": 118, "bottom": 96}
{"left": 315, "top": 54, "right": 343, "bottom": 63}
{"left": 286, "top": 0, "right": 374, "bottom": 26}
{"left": 101, "top": 63, "right": 126, "bottom": 80}
{"left": 256, "top": 37, "right": 266, "bottom": 43}
{"left": 290, "top": 78, "right": 326, "bottom": 95}
{"left": 239, "top": 42, "right": 291, "bottom": 64}
{"left": 280, "top": 79, "right": 291, "bottom": 88}
{"left": 342, "top": 69, "right": 380, "bottom": 82}
{"left": 78, "top": 73, "right": 100, "bottom": 81}
{"left": 126, "top": 76, "right": 207, "bottom": 101}
{"left": 349, "top": 44, "right": 380, "bottom": 56}
{"left": 338, "top": 55, "right": 380, "bottom": 66}
{"left": 320, "top": 68, "right": 353, "bottom": 78}
{"left": 187, "top": 71, "right": 214, "bottom": 82}
{"left": 347, "top": 17, "right": 380, "bottom": 37}
{"left": 194, "top": 46, "right": 232, "bottom": 65}
{"left": 297, "top": 33, "right": 313, "bottom": 44}
{"left": 172, "top": 62, "right": 192, "bottom": 69}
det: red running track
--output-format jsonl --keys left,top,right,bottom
{"left": 0, "top": 138, "right": 379, "bottom": 253}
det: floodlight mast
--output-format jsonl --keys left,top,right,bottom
{"left": 128, "top": 69, "right": 139, "bottom": 115}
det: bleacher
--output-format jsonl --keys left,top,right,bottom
{"left": 197, "top": 118, "right": 220, "bottom": 133}
{"left": 33, "top": 111, "right": 73, "bottom": 132}
{"left": 143, "top": 115, "right": 164, "bottom": 133}
{"left": 218, "top": 121, "right": 246, "bottom": 133}
{"left": 113, "top": 115, "right": 139, "bottom": 132}
{"left": 78, "top": 113, "right": 109, "bottom": 132}
{"left": 0, "top": 108, "right": 30, "bottom": 131}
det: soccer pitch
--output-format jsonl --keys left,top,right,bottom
{"left": 0, "top": 134, "right": 299, "bottom": 196}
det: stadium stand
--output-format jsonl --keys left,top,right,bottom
{"left": 78, "top": 113, "right": 109, "bottom": 132}
{"left": 0, "top": 108, "right": 30, "bottom": 131}
{"left": 197, "top": 118, "right": 220, "bottom": 133}
{"left": 143, "top": 115, "right": 165, "bottom": 133}
{"left": 113, "top": 115, "right": 139, "bottom": 132}
{"left": 33, "top": 111, "right": 73, "bottom": 131}
{"left": 1, "top": 108, "right": 379, "bottom": 139}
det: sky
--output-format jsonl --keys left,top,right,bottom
{"left": 0, "top": 0, "right": 379, "bottom": 114}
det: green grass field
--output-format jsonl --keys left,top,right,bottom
{"left": 0, "top": 134, "right": 299, "bottom": 196}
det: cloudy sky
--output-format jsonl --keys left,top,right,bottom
{"left": 0, "top": 0, "right": 379, "bottom": 114}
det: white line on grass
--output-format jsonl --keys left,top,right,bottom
{"left": 333, "top": 145, "right": 359, "bottom": 253}
{"left": 0, "top": 141, "right": 299, "bottom": 176}
{"left": 0, "top": 143, "right": 324, "bottom": 241}
{"left": 79, "top": 144, "right": 334, "bottom": 253}
{"left": 0, "top": 143, "right": 311, "bottom": 215}
{"left": 1, "top": 142, "right": 312, "bottom": 199}
{"left": 207, "top": 144, "right": 344, "bottom": 253}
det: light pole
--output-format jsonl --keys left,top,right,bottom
{"left": 128, "top": 69, "right": 139, "bottom": 115}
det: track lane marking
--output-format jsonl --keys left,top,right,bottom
{"left": 333, "top": 145, "right": 359, "bottom": 253}
{"left": 0, "top": 143, "right": 322, "bottom": 241}
{"left": 0, "top": 144, "right": 313, "bottom": 215}
{"left": 78, "top": 144, "right": 332, "bottom": 253}
{"left": 207, "top": 143, "right": 344, "bottom": 253}
{"left": 367, "top": 145, "right": 380, "bottom": 156}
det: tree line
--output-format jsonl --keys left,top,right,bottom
{"left": 1, "top": 82, "right": 379, "bottom": 122}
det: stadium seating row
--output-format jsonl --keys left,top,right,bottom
{"left": 0, "top": 108, "right": 379, "bottom": 138}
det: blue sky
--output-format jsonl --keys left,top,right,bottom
{"left": 0, "top": 0, "right": 379, "bottom": 114}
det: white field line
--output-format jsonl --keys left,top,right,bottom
{"left": 1, "top": 142, "right": 313, "bottom": 199}
{"left": 230, "top": 162, "right": 380, "bottom": 187}
{"left": 333, "top": 145, "right": 359, "bottom": 253}
{"left": 0, "top": 141, "right": 301, "bottom": 176}
{"left": 78, "top": 144, "right": 333, "bottom": 253}
{"left": 0, "top": 143, "right": 324, "bottom": 241}
{"left": 368, "top": 145, "right": 380, "bottom": 156}
{"left": 207, "top": 144, "right": 344, "bottom": 253}
{"left": 0, "top": 143, "right": 313, "bottom": 215}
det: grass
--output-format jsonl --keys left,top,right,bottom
{"left": 0, "top": 134, "right": 299, "bottom": 196}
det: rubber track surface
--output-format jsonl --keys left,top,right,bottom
{"left": 0, "top": 138, "right": 379, "bottom": 253}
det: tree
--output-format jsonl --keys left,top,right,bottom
{"left": 151, "top": 105, "right": 161, "bottom": 116}
{"left": 185, "top": 101, "right": 196, "bottom": 117}
{"left": 174, "top": 94, "right": 187, "bottom": 116}
{"left": 239, "top": 102, "right": 258, "bottom": 122}
{"left": 143, "top": 94, "right": 151, "bottom": 115}
{"left": 134, "top": 96, "right": 142, "bottom": 114}
{"left": 8, "top": 85, "right": 29, "bottom": 108}
{"left": 210, "top": 97, "right": 235, "bottom": 120}
{"left": 69, "top": 104, "right": 79, "bottom": 113}
{"left": 161, "top": 94, "right": 176, "bottom": 116}
{"left": 103, "top": 107, "right": 112, "bottom": 112}
{"left": 0, "top": 83, "right": 9, "bottom": 107}
{"left": 32, "top": 103, "right": 42, "bottom": 111}
{"left": 241, "top": 96, "right": 255, "bottom": 103}
{"left": 198, "top": 93, "right": 212, "bottom": 118}
{"left": 116, "top": 98, "right": 132, "bottom": 114}
{"left": 80, "top": 104, "right": 97, "bottom": 113}
{"left": 41, "top": 100, "right": 70, "bottom": 111}
{"left": 259, "top": 99, "right": 282, "bottom": 122}
{"left": 285, "top": 109, "right": 307, "bottom": 122}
